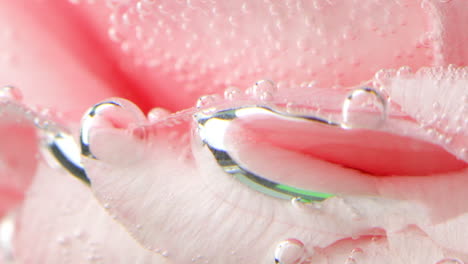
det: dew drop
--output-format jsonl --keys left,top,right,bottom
{"left": 0, "top": 212, "right": 15, "bottom": 263}
{"left": 0, "top": 85, "right": 22, "bottom": 101}
{"left": 147, "top": 107, "right": 170, "bottom": 122}
{"left": 274, "top": 238, "right": 306, "bottom": 264}
{"left": 196, "top": 94, "right": 221, "bottom": 109}
{"left": 435, "top": 258, "right": 464, "bottom": 264}
{"left": 80, "top": 98, "right": 146, "bottom": 159}
{"left": 223, "top": 86, "right": 243, "bottom": 101}
{"left": 341, "top": 87, "right": 388, "bottom": 129}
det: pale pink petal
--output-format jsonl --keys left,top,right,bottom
{"left": 0, "top": 99, "right": 38, "bottom": 217}
{"left": 13, "top": 160, "right": 171, "bottom": 264}
{"left": 83, "top": 66, "right": 467, "bottom": 262}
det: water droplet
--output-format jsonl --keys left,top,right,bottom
{"left": 80, "top": 98, "right": 146, "bottom": 159}
{"left": 161, "top": 250, "right": 169, "bottom": 257}
{"left": 147, "top": 107, "right": 170, "bottom": 122}
{"left": 0, "top": 212, "right": 15, "bottom": 263}
{"left": 250, "top": 79, "right": 277, "bottom": 101}
{"left": 274, "top": 238, "right": 306, "bottom": 264}
{"left": 196, "top": 94, "right": 221, "bottom": 109}
{"left": 341, "top": 87, "right": 388, "bottom": 129}
{"left": 435, "top": 258, "right": 464, "bottom": 264}
{"left": 223, "top": 86, "right": 243, "bottom": 101}
{"left": 0, "top": 85, "right": 22, "bottom": 101}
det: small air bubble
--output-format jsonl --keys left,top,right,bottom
{"left": 250, "top": 80, "right": 276, "bottom": 101}
{"left": 0, "top": 85, "right": 22, "bottom": 101}
{"left": 396, "top": 66, "right": 413, "bottom": 78}
{"left": 373, "top": 69, "right": 395, "bottom": 88}
{"left": 147, "top": 107, "right": 170, "bottom": 122}
{"left": 108, "top": 27, "right": 121, "bottom": 42}
{"left": 0, "top": 212, "right": 15, "bottom": 262}
{"left": 274, "top": 238, "right": 306, "bottom": 264}
{"left": 223, "top": 86, "right": 243, "bottom": 101}
{"left": 291, "top": 197, "right": 309, "bottom": 210}
{"left": 342, "top": 87, "right": 388, "bottom": 129}
{"left": 57, "top": 236, "right": 69, "bottom": 246}
{"left": 462, "top": 95, "right": 468, "bottom": 104}
{"left": 196, "top": 94, "right": 221, "bottom": 109}
{"left": 460, "top": 148, "right": 468, "bottom": 160}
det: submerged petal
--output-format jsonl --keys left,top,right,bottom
{"left": 82, "top": 69, "right": 467, "bottom": 262}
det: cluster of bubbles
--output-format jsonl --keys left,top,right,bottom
{"left": 373, "top": 65, "right": 468, "bottom": 160}
{"left": 273, "top": 237, "right": 465, "bottom": 264}
{"left": 196, "top": 79, "right": 388, "bottom": 130}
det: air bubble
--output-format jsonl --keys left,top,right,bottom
{"left": 0, "top": 212, "right": 15, "bottom": 263}
{"left": 80, "top": 98, "right": 146, "bottom": 159}
{"left": 396, "top": 66, "right": 413, "bottom": 78}
{"left": 147, "top": 107, "right": 170, "bottom": 122}
{"left": 250, "top": 79, "right": 277, "bottom": 101}
{"left": 460, "top": 148, "right": 468, "bottom": 160}
{"left": 345, "top": 247, "right": 364, "bottom": 263}
{"left": 0, "top": 85, "right": 22, "bottom": 101}
{"left": 196, "top": 94, "right": 221, "bottom": 109}
{"left": 274, "top": 239, "right": 306, "bottom": 264}
{"left": 108, "top": 27, "right": 121, "bottom": 43}
{"left": 223, "top": 86, "right": 243, "bottom": 101}
{"left": 56, "top": 236, "right": 70, "bottom": 246}
{"left": 373, "top": 69, "right": 395, "bottom": 88}
{"left": 291, "top": 197, "right": 309, "bottom": 210}
{"left": 342, "top": 87, "right": 388, "bottom": 129}
{"left": 435, "top": 258, "right": 464, "bottom": 264}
